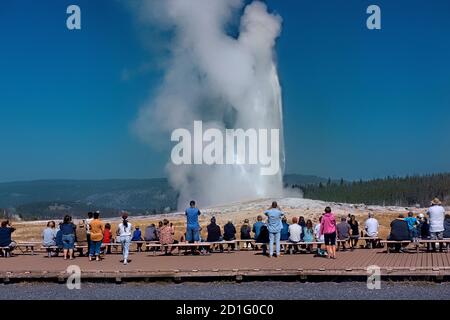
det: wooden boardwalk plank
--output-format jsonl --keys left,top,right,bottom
{"left": 1, "top": 249, "right": 449, "bottom": 279}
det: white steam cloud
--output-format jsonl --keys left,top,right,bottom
{"left": 131, "top": 0, "right": 290, "bottom": 209}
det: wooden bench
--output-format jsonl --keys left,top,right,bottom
{"left": 130, "top": 240, "right": 147, "bottom": 252}
{"left": 209, "top": 240, "right": 236, "bottom": 253}
{"left": 101, "top": 242, "right": 122, "bottom": 254}
{"left": 40, "top": 245, "right": 59, "bottom": 257}
{"left": 296, "top": 241, "right": 324, "bottom": 254}
{"left": 106, "top": 240, "right": 161, "bottom": 253}
{"left": 169, "top": 242, "right": 212, "bottom": 256}
{"left": 235, "top": 239, "right": 255, "bottom": 250}
{"left": 336, "top": 238, "right": 350, "bottom": 251}
{"left": 39, "top": 244, "right": 87, "bottom": 257}
{"left": 413, "top": 239, "right": 450, "bottom": 253}
{"left": 255, "top": 241, "right": 325, "bottom": 254}
{"left": 381, "top": 239, "right": 450, "bottom": 253}
{"left": 358, "top": 236, "right": 382, "bottom": 248}
{"left": 381, "top": 240, "right": 412, "bottom": 253}
{"left": 145, "top": 242, "right": 213, "bottom": 256}
{"left": 16, "top": 242, "right": 42, "bottom": 255}
{"left": 145, "top": 242, "right": 163, "bottom": 255}
{"left": 75, "top": 244, "right": 88, "bottom": 256}
{"left": 254, "top": 240, "right": 293, "bottom": 254}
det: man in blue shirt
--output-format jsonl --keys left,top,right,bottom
{"left": 252, "top": 215, "right": 264, "bottom": 240}
{"left": 185, "top": 200, "right": 201, "bottom": 243}
{"left": 0, "top": 221, "right": 17, "bottom": 256}
{"left": 264, "top": 201, "right": 284, "bottom": 258}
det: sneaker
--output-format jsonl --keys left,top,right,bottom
{"left": 123, "top": 259, "right": 128, "bottom": 265}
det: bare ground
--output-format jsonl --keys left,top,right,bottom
{"left": 11, "top": 197, "right": 427, "bottom": 242}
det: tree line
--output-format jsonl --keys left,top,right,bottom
{"left": 293, "top": 173, "right": 450, "bottom": 207}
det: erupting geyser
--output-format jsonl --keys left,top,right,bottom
{"left": 133, "top": 0, "right": 287, "bottom": 209}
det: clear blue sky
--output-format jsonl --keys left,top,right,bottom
{"left": 1, "top": 0, "right": 449, "bottom": 182}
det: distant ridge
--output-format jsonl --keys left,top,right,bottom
{"left": 0, "top": 175, "right": 328, "bottom": 220}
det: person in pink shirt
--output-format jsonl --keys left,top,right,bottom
{"left": 319, "top": 207, "right": 337, "bottom": 259}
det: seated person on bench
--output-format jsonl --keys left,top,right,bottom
{"left": 240, "top": 219, "right": 253, "bottom": 249}
{"left": 74, "top": 220, "right": 87, "bottom": 256}
{"left": 336, "top": 216, "right": 351, "bottom": 250}
{"left": 256, "top": 225, "right": 270, "bottom": 256}
{"left": 103, "top": 223, "right": 113, "bottom": 254}
{"left": 388, "top": 214, "right": 410, "bottom": 252}
{"left": 364, "top": 212, "right": 380, "bottom": 248}
{"left": 223, "top": 221, "right": 237, "bottom": 250}
{"left": 302, "top": 219, "right": 315, "bottom": 252}
{"left": 144, "top": 224, "right": 158, "bottom": 252}
{"left": 42, "top": 221, "right": 58, "bottom": 256}
{"left": 280, "top": 216, "right": 290, "bottom": 241}
{"left": 131, "top": 225, "right": 144, "bottom": 252}
{"left": 207, "top": 217, "right": 223, "bottom": 252}
{"left": 288, "top": 217, "right": 302, "bottom": 253}
{"left": 159, "top": 219, "right": 177, "bottom": 255}
{"left": 0, "top": 220, "right": 17, "bottom": 256}
{"left": 252, "top": 216, "right": 265, "bottom": 250}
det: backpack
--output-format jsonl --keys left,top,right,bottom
{"left": 240, "top": 224, "right": 250, "bottom": 238}
{"left": 316, "top": 248, "right": 328, "bottom": 257}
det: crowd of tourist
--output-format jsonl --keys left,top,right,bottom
{"left": 0, "top": 198, "right": 449, "bottom": 260}
{"left": 387, "top": 198, "right": 448, "bottom": 252}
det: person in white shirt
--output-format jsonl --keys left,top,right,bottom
{"left": 427, "top": 198, "right": 445, "bottom": 252}
{"left": 364, "top": 212, "right": 380, "bottom": 248}
{"left": 365, "top": 212, "right": 379, "bottom": 237}
{"left": 314, "top": 216, "right": 324, "bottom": 242}
{"left": 85, "top": 212, "right": 93, "bottom": 255}
{"left": 288, "top": 217, "right": 302, "bottom": 242}
{"left": 117, "top": 212, "right": 133, "bottom": 265}
{"left": 288, "top": 217, "right": 302, "bottom": 253}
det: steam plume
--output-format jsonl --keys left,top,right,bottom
{"left": 132, "top": 0, "right": 288, "bottom": 209}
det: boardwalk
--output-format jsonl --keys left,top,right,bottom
{"left": 1, "top": 249, "right": 450, "bottom": 282}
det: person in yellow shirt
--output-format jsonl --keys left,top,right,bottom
{"left": 88, "top": 211, "right": 105, "bottom": 261}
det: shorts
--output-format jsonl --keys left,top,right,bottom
{"left": 186, "top": 226, "right": 200, "bottom": 243}
{"left": 324, "top": 232, "right": 336, "bottom": 246}
{"left": 1, "top": 241, "right": 16, "bottom": 250}
{"left": 430, "top": 231, "right": 444, "bottom": 240}
{"left": 62, "top": 234, "right": 75, "bottom": 249}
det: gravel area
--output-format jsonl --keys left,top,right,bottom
{"left": 0, "top": 281, "right": 449, "bottom": 300}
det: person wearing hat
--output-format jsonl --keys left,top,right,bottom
{"left": 131, "top": 225, "right": 144, "bottom": 252}
{"left": 417, "top": 213, "right": 431, "bottom": 251}
{"left": 427, "top": 198, "right": 446, "bottom": 252}
{"left": 75, "top": 220, "right": 87, "bottom": 257}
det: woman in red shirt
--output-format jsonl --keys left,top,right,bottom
{"left": 103, "top": 223, "right": 112, "bottom": 254}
